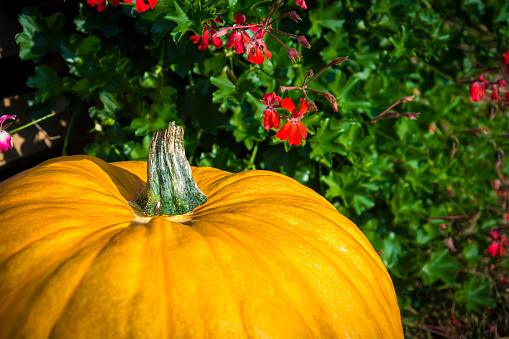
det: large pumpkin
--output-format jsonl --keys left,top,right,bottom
{"left": 0, "top": 124, "right": 403, "bottom": 338}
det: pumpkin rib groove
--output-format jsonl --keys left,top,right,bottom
{"left": 0, "top": 223, "right": 131, "bottom": 339}
{"left": 196, "top": 219, "right": 329, "bottom": 338}
{"left": 157, "top": 222, "right": 174, "bottom": 339}
{"left": 0, "top": 218, "right": 131, "bottom": 268}
{"left": 217, "top": 211, "right": 390, "bottom": 336}
{"left": 48, "top": 223, "right": 149, "bottom": 339}
{"left": 192, "top": 222, "right": 251, "bottom": 337}
{"left": 46, "top": 226, "right": 133, "bottom": 339}
{"left": 193, "top": 195, "right": 336, "bottom": 218}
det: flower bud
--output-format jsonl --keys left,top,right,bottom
{"left": 280, "top": 86, "right": 287, "bottom": 93}
{"left": 287, "top": 48, "right": 301, "bottom": 63}
{"left": 297, "top": 36, "right": 311, "bottom": 49}
{"left": 288, "top": 11, "right": 302, "bottom": 22}
{"left": 332, "top": 56, "right": 348, "bottom": 65}
{"left": 305, "top": 69, "right": 314, "bottom": 77}
{"left": 213, "top": 27, "right": 230, "bottom": 38}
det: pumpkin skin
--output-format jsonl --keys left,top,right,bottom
{"left": 0, "top": 155, "right": 403, "bottom": 338}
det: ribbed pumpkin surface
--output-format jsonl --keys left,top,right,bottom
{"left": 0, "top": 155, "right": 403, "bottom": 338}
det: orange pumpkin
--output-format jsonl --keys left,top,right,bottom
{"left": 0, "top": 124, "right": 403, "bottom": 338}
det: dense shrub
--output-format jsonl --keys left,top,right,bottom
{"left": 10, "top": 0, "right": 509, "bottom": 336}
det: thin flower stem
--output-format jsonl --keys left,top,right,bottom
{"left": 267, "top": 30, "right": 290, "bottom": 50}
{"left": 62, "top": 109, "right": 78, "bottom": 156}
{"left": 268, "top": 13, "right": 290, "bottom": 26}
{"left": 243, "top": 143, "right": 259, "bottom": 171}
{"left": 304, "top": 61, "right": 334, "bottom": 86}
{"left": 9, "top": 112, "right": 56, "bottom": 134}
{"left": 268, "top": 28, "right": 300, "bottom": 39}
{"left": 306, "top": 88, "right": 331, "bottom": 96}
{"left": 266, "top": 0, "right": 285, "bottom": 23}
{"left": 414, "top": 55, "right": 457, "bottom": 82}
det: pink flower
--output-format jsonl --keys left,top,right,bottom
{"left": 275, "top": 98, "right": 308, "bottom": 146}
{"left": 190, "top": 16, "right": 224, "bottom": 50}
{"left": 470, "top": 82, "right": 480, "bottom": 102}
{"left": 226, "top": 14, "right": 251, "bottom": 54}
{"left": 261, "top": 92, "right": 282, "bottom": 130}
{"left": 486, "top": 231, "right": 508, "bottom": 257}
{"left": 123, "top": 0, "right": 157, "bottom": 13}
{"left": 0, "top": 115, "right": 16, "bottom": 152}
{"left": 296, "top": 0, "right": 307, "bottom": 9}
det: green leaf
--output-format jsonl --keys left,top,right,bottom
{"left": 15, "top": 7, "right": 66, "bottom": 62}
{"left": 210, "top": 67, "right": 238, "bottom": 103}
{"left": 27, "top": 65, "right": 66, "bottom": 103}
{"left": 421, "top": 249, "right": 461, "bottom": 287}
{"left": 163, "top": 0, "right": 214, "bottom": 43}
{"left": 308, "top": 118, "right": 345, "bottom": 167}
{"left": 462, "top": 242, "right": 481, "bottom": 265}
{"left": 352, "top": 194, "right": 375, "bottom": 215}
{"left": 454, "top": 277, "right": 495, "bottom": 313}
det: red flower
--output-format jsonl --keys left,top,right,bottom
{"left": 123, "top": 0, "right": 157, "bottom": 13}
{"left": 491, "top": 85, "right": 500, "bottom": 101}
{"left": 190, "top": 16, "right": 223, "bottom": 50}
{"left": 246, "top": 26, "right": 271, "bottom": 64}
{"left": 275, "top": 98, "right": 308, "bottom": 146}
{"left": 506, "top": 91, "right": 509, "bottom": 101}
{"left": 296, "top": 0, "right": 307, "bottom": 9}
{"left": 503, "top": 48, "right": 509, "bottom": 66}
{"left": 261, "top": 92, "right": 282, "bottom": 130}
{"left": 470, "top": 82, "right": 480, "bottom": 102}
{"left": 226, "top": 14, "right": 251, "bottom": 54}
{"left": 0, "top": 115, "right": 16, "bottom": 153}
{"left": 486, "top": 231, "right": 508, "bottom": 257}
{"left": 87, "top": 0, "right": 119, "bottom": 11}
{"left": 246, "top": 39, "right": 271, "bottom": 64}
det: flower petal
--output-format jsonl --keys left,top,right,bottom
{"left": 487, "top": 242, "right": 500, "bottom": 257}
{"left": 0, "top": 130, "right": 13, "bottom": 153}
{"left": 295, "top": 121, "right": 307, "bottom": 140}
{"left": 280, "top": 98, "right": 296, "bottom": 115}
{"left": 295, "top": 98, "right": 308, "bottom": 119}
{"left": 263, "top": 109, "right": 280, "bottom": 130}
{"left": 275, "top": 121, "right": 292, "bottom": 141}
{"left": 288, "top": 123, "right": 301, "bottom": 146}
{"left": 0, "top": 115, "right": 16, "bottom": 128}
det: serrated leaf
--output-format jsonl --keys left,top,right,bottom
{"left": 27, "top": 65, "right": 66, "bottom": 103}
{"left": 309, "top": 118, "right": 345, "bottom": 167}
{"left": 163, "top": 0, "right": 214, "bottom": 43}
{"left": 421, "top": 249, "right": 461, "bottom": 287}
{"left": 15, "top": 7, "right": 66, "bottom": 62}
{"left": 454, "top": 277, "right": 495, "bottom": 313}
{"left": 210, "top": 67, "right": 238, "bottom": 103}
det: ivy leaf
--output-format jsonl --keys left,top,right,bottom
{"left": 163, "top": 0, "right": 214, "bottom": 43}
{"left": 421, "top": 249, "right": 461, "bottom": 287}
{"left": 210, "top": 67, "right": 238, "bottom": 103}
{"left": 27, "top": 65, "right": 66, "bottom": 103}
{"left": 15, "top": 7, "right": 66, "bottom": 62}
{"left": 74, "top": 3, "right": 123, "bottom": 38}
{"left": 308, "top": 118, "right": 345, "bottom": 167}
{"left": 454, "top": 277, "right": 495, "bottom": 313}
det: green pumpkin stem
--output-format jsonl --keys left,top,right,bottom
{"left": 137, "top": 122, "right": 207, "bottom": 216}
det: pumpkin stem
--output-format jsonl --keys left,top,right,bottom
{"left": 137, "top": 122, "right": 207, "bottom": 216}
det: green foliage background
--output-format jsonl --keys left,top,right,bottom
{"left": 14, "top": 0, "right": 509, "bottom": 336}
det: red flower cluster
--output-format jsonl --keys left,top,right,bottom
{"left": 486, "top": 231, "right": 508, "bottom": 257}
{"left": 191, "top": 0, "right": 311, "bottom": 65}
{"left": 469, "top": 44, "right": 509, "bottom": 104}
{"left": 190, "top": 16, "right": 224, "bottom": 50}
{"left": 87, "top": 0, "right": 156, "bottom": 12}
{"left": 261, "top": 93, "right": 309, "bottom": 146}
